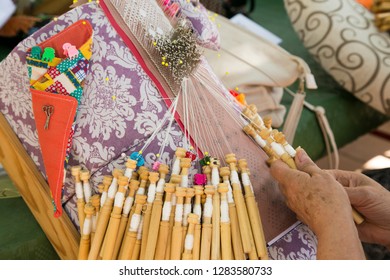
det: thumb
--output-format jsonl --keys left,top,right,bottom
{"left": 295, "top": 148, "right": 322, "bottom": 176}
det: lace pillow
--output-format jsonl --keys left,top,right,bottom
{"left": 284, "top": 0, "right": 390, "bottom": 115}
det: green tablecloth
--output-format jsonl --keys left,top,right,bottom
{"left": 250, "top": 1, "right": 389, "bottom": 160}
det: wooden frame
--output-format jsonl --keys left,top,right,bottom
{"left": 0, "top": 113, "right": 79, "bottom": 260}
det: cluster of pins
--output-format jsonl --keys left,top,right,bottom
{"left": 242, "top": 104, "right": 297, "bottom": 169}
{"left": 371, "top": 0, "right": 390, "bottom": 31}
{"left": 73, "top": 149, "right": 268, "bottom": 260}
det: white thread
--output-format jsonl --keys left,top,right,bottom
{"left": 75, "top": 182, "right": 83, "bottom": 199}
{"left": 124, "top": 168, "right": 133, "bottom": 180}
{"left": 108, "top": 178, "right": 118, "bottom": 199}
{"left": 100, "top": 191, "right": 107, "bottom": 207}
{"left": 211, "top": 167, "right": 219, "bottom": 187}
{"left": 156, "top": 179, "right": 165, "bottom": 193}
{"left": 114, "top": 192, "right": 125, "bottom": 208}
{"left": 171, "top": 158, "right": 181, "bottom": 175}
{"left": 184, "top": 234, "right": 194, "bottom": 250}
{"left": 130, "top": 214, "right": 141, "bottom": 232}
{"left": 181, "top": 176, "right": 188, "bottom": 188}
{"left": 230, "top": 171, "right": 240, "bottom": 185}
{"left": 162, "top": 201, "right": 172, "bottom": 221}
{"left": 83, "top": 182, "right": 91, "bottom": 203}
{"left": 175, "top": 204, "right": 184, "bottom": 223}
{"left": 254, "top": 135, "right": 266, "bottom": 148}
{"left": 284, "top": 144, "right": 296, "bottom": 157}
{"left": 137, "top": 186, "right": 145, "bottom": 195}
{"left": 136, "top": 215, "right": 144, "bottom": 240}
{"left": 193, "top": 204, "right": 202, "bottom": 222}
{"left": 82, "top": 218, "right": 92, "bottom": 235}
{"left": 271, "top": 142, "right": 285, "bottom": 157}
{"left": 203, "top": 197, "right": 213, "bottom": 218}
{"left": 147, "top": 183, "right": 157, "bottom": 203}
{"left": 183, "top": 203, "right": 192, "bottom": 227}
{"left": 241, "top": 173, "right": 251, "bottom": 187}
{"left": 123, "top": 196, "right": 134, "bottom": 215}
{"left": 224, "top": 179, "right": 234, "bottom": 204}
{"left": 220, "top": 200, "right": 230, "bottom": 223}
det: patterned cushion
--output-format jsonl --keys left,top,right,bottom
{"left": 284, "top": 0, "right": 390, "bottom": 115}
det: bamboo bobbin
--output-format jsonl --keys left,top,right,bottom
{"left": 102, "top": 176, "right": 128, "bottom": 260}
{"left": 225, "top": 154, "right": 254, "bottom": 255}
{"left": 144, "top": 164, "right": 169, "bottom": 260}
{"left": 124, "top": 158, "right": 137, "bottom": 181}
{"left": 268, "top": 129, "right": 297, "bottom": 169}
{"left": 118, "top": 195, "right": 147, "bottom": 260}
{"left": 100, "top": 175, "right": 113, "bottom": 207}
{"left": 263, "top": 116, "right": 272, "bottom": 132}
{"left": 140, "top": 171, "right": 160, "bottom": 259}
{"left": 273, "top": 131, "right": 297, "bottom": 158}
{"left": 218, "top": 183, "right": 233, "bottom": 260}
{"left": 182, "top": 188, "right": 195, "bottom": 251}
{"left": 200, "top": 185, "right": 214, "bottom": 260}
{"left": 202, "top": 165, "right": 212, "bottom": 185}
{"left": 80, "top": 169, "right": 92, "bottom": 203}
{"left": 182, "top": 213, "right": 199, "bottom": 260}
{"left": 238, "top": 159, "right": 268, "bottom": 260}
{"left": 192, "top": 185, "right": 203, "bottom": 260}
{"left": 165, "top": 174, "right": 181, "bottom": 260}
{"left": 170, "top": 186, "right": 187, "bottom": 260}
{"left": 154, "top": 183, "right": 176, "bottom": 260}
{"left": 90, "top": 194, "right": 101, "bottom": 243}
{"left": 248, "top": 104, "right": 266, "bottom": 130}
{"left": 219, "top": 167, "right": 245, "bottom": 260}
{"left": 258, "top": 129, "right": 280, "bottom": 162}
{"left": 122, "top": 179, "right": 140, "bottom": 246}
{"left": 172, "top": 147, "right": 187, "bottom": 175}
{"left": 78, "top": 203, "right": 95, "bottom": 260}
{"left": 72, "top": 165, "right": 85, "bottom": 231}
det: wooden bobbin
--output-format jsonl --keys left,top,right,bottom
{"left": 170, "top": 186, "right": 187, "bottom": 260}
{"left": 88, "top": 170, "right": 119, "bottom": 260}
{"left": 263, "top": 116, "right": 272, "bottom": 131}
{"left": 154, "top": 183, "right": 176, "bottom": 260}
{"left": 124, "top": 158, "right": 137, "bottom": 180}
{"left": 132, "top": 204, "right": 146, "bottom": 260}
{"left": 137, "top": 170, "right": 149, "bottom": 196}
{"left": 248, "top": 104, "right": 265, "bottom": 129}
{"left": 192, "top": 185, "right": 204, "bottom": 260}
{"left": 243, "top": 124, "right": 273, "bottom": 157}
{"left": 202, "top": 165, "right": 212, "bottom": 185}
{"left": 100, "top": 175, "right": 113, "bottom": 207}
{"left": 200, "top": 185, "right": 214, "bottom": 260}
{"left": 165, "top": 174, "right": 181, "bottom": 260}
{"left": 259, "top": 129, "right": 279, "bottom": 163}
{"left": 80, "top": 169, "right": 92, "bottom": 203}
{"left": 172, "top": 147, "right": 187, "bottom": 175}
{"left": 219, "top": 166, "right": 245, "bottom": 260}
{"left": 180, "top": 157, "right": 192, "bottom": 188}
{"left": 90, "top": 194, "right": 101, "bottom": 243}
{"left": 140, "top": 171, "right": 160, "bottom": 260}
{"left": 225, "top": 154, "right": 255, "bottom": 256}
{"left": 182, "top": 187, "right": 195, "bottom": 250}
{"left": 116, "top": 179, "right": 140, "bottom": 259}
{"left": 118, "top": 194, "right": 147, "bottom": 260}
{"left": 273, "top": 131, "right": 297, "bottom": 158}
{"left": 210, "top": 157, "right": 221, "bottom": 260}
{"left": 102, "top": 176, "right": 128, "bottom": 260}
{"left": 238, "top": 159, "right": 268, "bottom": 260}
{"left": 144, "top": 164, "right": 169, "bottom": 260}
{"left": 182, "top": 213, "right": 199, "bottom": 260}
{"left": 218, "top": 183, "right": 233, "bottom": 260}
{"left": 71, "top": 165, "right": 85, "bottom": 231}
{"left": 78, "top": 203, "right": 95, "bottom": 260}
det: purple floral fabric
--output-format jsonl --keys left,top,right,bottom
{"left": 0, "top": 2, "right": 316, "bottom": 259}
{"left": 174, "top": 0, "right": 220, "bottom": 50}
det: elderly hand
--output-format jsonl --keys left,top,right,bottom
{"left": 270, "top": 148, "right": 365, "bottom": 259}
{"left": 329, "top": 169, "right": 390, "bottom": 250}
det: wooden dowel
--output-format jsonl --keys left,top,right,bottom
{"left": 170, "top": 187, "right": 187, "bottom": 260}
{"left": 90, "top": 194, "right": 101, "bottom": 243}
{"left": 210, "top": 158, "right": 221, "bottom": 260}
{"left": 80, "top": 169, "right": 92, "bottom": 203}
{"left": 218, "top": 183, "right": 233, "bottom": 260}
{"left": 192, "top": 185, "right": 203, "bottom": 260}
{"left": 182, "top": 213, "right": 198, "bottom": 260}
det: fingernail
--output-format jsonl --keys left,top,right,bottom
{"left": 296, "top": 148, "right": 308, "bottom": 163}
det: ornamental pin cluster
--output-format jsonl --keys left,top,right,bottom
{"left": 152, "top": 20, "right": 202, "bottom": 84}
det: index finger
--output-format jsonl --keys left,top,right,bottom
{"left": 270, "top": 159, "right": 309, "bottom": 191}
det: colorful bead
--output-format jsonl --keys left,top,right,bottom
{"left": 152, "top": 161, "right": 161, "bottom": 171}
{"left": 194, "top": 174, "right": 207, "bottom": 185}
{"left": 185, "top": 151, "right": 196, "bottom": 161}
{"left": 130, "top": 152, "right": 145, "bottom": 167}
